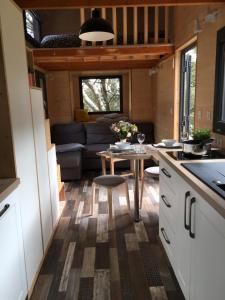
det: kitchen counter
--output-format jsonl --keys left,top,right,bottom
{"left": 158, "top": 149, "right": 225, "bottom": 219}
{"left": 0, "top": 178, "right": 20, "bottom": 203}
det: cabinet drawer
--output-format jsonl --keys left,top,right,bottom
{"left": 159, "top": 209, "right": 176, "bottom": 269}
{"left": 159, "top": 178, "right": 177, "bottom": 232}
{"left": 160, "top": 159, "right": 180, "bottom": 194}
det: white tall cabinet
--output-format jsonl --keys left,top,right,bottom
{"left": 30, "top": 88, "right": 53, "bottom": 251}
{"left": 0, "top": 0, "right": 43, "bottom": 291}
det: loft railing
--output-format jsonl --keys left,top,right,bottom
{"left": 79, "top": 6, "right": 169, "bottom": 47}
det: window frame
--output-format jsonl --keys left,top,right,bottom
{"left": 179, "top": 42, "right": 197, "bottom": 138}
{"left": 23, "top": 10, "right": 41, "bottom": 47}
{"left": 79, "top": 75, "right": 123, "bottom": 114}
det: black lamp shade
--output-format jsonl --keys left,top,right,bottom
{"left": 79, "top": 9, "right": 114, "bottom": 42}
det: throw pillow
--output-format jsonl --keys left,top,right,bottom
{"left": 75, "top": 109, "right": 89, "bottom": 122}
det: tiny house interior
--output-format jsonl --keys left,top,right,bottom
{"left": 1, "top": 1, "right": 225, "bottom": 300}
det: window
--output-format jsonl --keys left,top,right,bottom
{"left": 79, "top": 76, "right": 123, "bottom": 114}
{"left": 213, "top": 26, "right": 225, "bottom": 135}
{"left": 180, "top": 43, "right": 197, "bottom": 138}
{"left": 24, "top": 10, "right": 41, "bottom": 46}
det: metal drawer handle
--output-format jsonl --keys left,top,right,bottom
{"left": 161, "top": 168, "right": 171, "bottom": 178}
{"left": 0, "top": 204, "right": 10, "bottom": 218}
{"left": 161, "top": 195, "right": 171, "bottom": 208}
{"left": 189, "top": 197, "right": 196, "bottom": 239}
{"left": 184, "top": 191, "right": 190, "bottom": 230}
{"left": 161, "top": 227, "right": 171, "bottom": 244}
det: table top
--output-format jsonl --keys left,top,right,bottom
{"left": 97, "top": 144, "right": 159, "bottom": 162}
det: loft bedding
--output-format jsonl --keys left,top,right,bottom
{"left": 40, "top": 31, "right": 166, "bottom": 48}
{"left": 40, "top": 34, "right": 81, "bottom": 48}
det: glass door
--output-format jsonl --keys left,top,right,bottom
{"left": 180, "top": 44, "right": 197, "bottom": 139}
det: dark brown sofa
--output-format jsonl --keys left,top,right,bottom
{"left": 51, "top": 122, "right": 154, "bottom": 181}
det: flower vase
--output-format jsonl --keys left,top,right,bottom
{"left": 120, "top": 138, "right": 127, "bottom": 143}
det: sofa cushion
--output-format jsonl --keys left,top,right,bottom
{"left": 57, "top": 151, "right": 82, "bottom": 168}
{"left": 51, "top": 123, "right": 86, "bottom": 145}
{"left": 85, "top": 123, "right": 116, "bottom": 145}
{"left": 83, "top": 144, "right": 109, "bottom": 159}
{"left": 56, "top": 143, "right": 85, "bottom": 153}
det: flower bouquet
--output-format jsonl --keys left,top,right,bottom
{"left": 111, "top": 120, "right": 138, "bottom": 142}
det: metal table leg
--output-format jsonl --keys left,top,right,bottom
{"left": 134, "top": 159, "right": 140, "bottom": 222}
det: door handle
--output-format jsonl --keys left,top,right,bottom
{"left": 161, "top": 195, "right": 171, "bottom": 208}
{"left": 161, "top": 227, "right": 170, "bottom": 244}
{"left": 0, "top": 204, "right": 10, "bottom": 218}
{"left": 161, "top": 168, "right": 171, "bottom": 178}
{"left": 189, "top": 197, "right": 196, "bottom": 239}
{"left": 184, "top": 191, "right": 190, "bottom": 230}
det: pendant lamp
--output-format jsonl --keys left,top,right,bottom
{"left": 79, "top": 9, "right": 114, "bottom": 42}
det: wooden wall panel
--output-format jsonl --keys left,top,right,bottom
{"left": 46, "top": 69, "right": 153, "bottom": 124}
{"left": 46, "top": 72, "right": 73, "bottom": 124}
{"left": 0, "top": 32, "right": 15, "bottom": 178}
{"left": 154, "top": 3, "right": 225, "bottom": 148}
{"left": 131, "top": 69, "right": 154, "bottom": 122}
{"left": 154, "top": 57, "right": 175, "bottom": 142}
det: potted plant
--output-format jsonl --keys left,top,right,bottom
{"left": 192, "top": 128, "right": 211, "bottom": 141}
{"left": 111, "top": 120, "right": 138, "bottom": 142}
{"left": 183, "top": 128, "right": 213, "bottom": 155}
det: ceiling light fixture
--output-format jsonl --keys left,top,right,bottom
{"left": 79, "top": 8, "right": 114, "bottom": 42}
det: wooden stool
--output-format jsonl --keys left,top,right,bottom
{"left": 91, "top": 175, "right": 130, "bottom": 229}
{"left": 140, "top": 166, "right": 160, "bottom": 209}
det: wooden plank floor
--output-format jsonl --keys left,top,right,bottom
{"left": 31, "top": 172, "right": 185, "bottom": 300}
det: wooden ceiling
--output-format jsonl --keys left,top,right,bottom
{"left": 15, "top": 0, "right": 224, "bottom": 9}
{"left": 33, "top": 45, "right": 174, "bottom": 71}
{"left": 21, "top": 0, "right": 220, "bottom": 71}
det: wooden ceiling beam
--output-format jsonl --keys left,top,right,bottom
{"left": 33, "top": 45, "right": 174, "bottom": 59}
{"left": 14, "top": 0, "right": 223, "bottom": 9}
{"left": 34, "top": 59, "right": 160, "bottom": 71}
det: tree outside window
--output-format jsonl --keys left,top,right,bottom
{"left": 79, "top": 76, "right": 122, "bottom": 113}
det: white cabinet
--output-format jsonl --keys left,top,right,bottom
{"left": 189, "top": 194, "right": 225, "bottom": 300}
{"left": 159, "top": 157, "right": 225, "bottom": 300}
{"left": 30, "top": 88, "right": 53, "bottom": 251}
{"left": 0, "top": 0, "right": 43, "bottom": 290}
{"left": 0, "top": 190, "right": 27, "bottom": 300}
{"left": 48, "top": 145, "right": 60, "bottom": 229}
{"left": 175, "top": 179, "right": 192, "bottom": 299}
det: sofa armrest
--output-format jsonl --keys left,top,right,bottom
{"left": 56, "top": 143, "right": 85, "bottom": 153}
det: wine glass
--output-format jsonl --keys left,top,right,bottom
{"left": 137, "top": 133, "right": 145, "bottom": 144}
{"left": 136, "top": 133, "right": 145, "bottom": 153}
{"left": 181, "top": 131, "right": 189, "bottom": 142}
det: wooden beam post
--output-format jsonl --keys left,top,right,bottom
{"left": 15, "top": 0, "right": 225, "bottom": 10}
{"left": 101, "top": 8, "right": 106, "bottom": 46}
{"left": 80, "top": 8, "right": 85, "bottom": 47}
{"left": 165, "top": 7, "right": 169, "bottom": 43}
{"left": 112, "top": 7, "right": 117, "bottom": 46}
{"left": 133, "top": 7, "right": 138, "bottom": 45}
{"left": 144, "top": 6, "right": 148, "bottom": 44}
{"left": 154, "top": 6, "right": 159, "bottom": 44}
{"left": 123, "top": 7, "right": 127, "bottom": 45}
{"left": 91, "top": 8, "right": 96, "bottom": 47}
